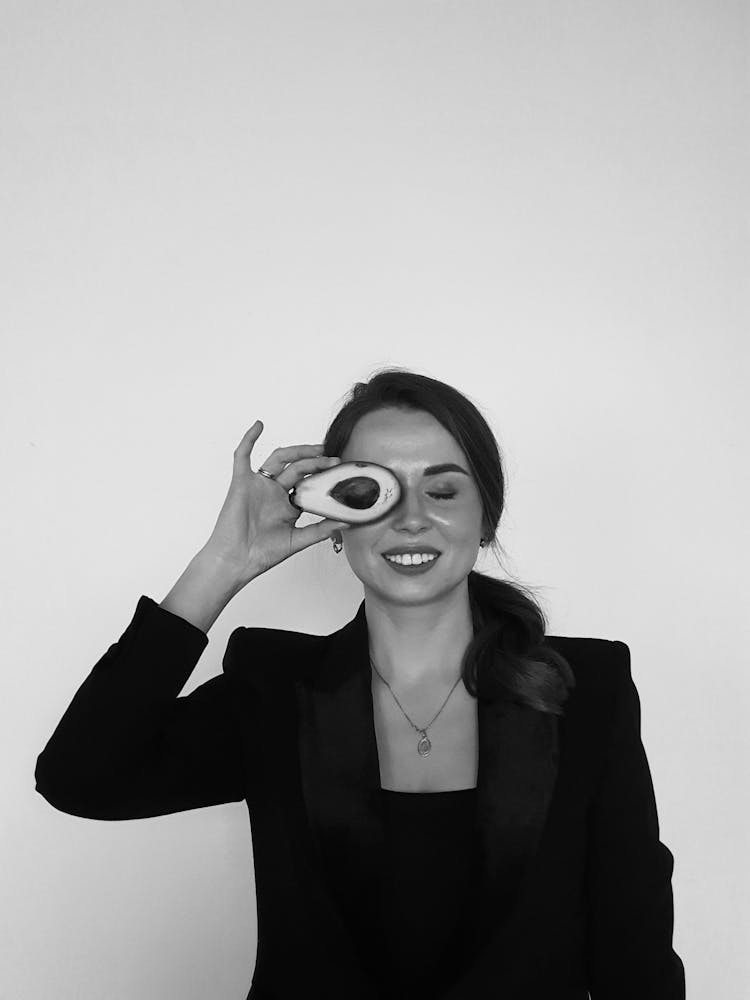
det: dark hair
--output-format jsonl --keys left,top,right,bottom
{"left": 322, "top": 366, "right": 575, "bottom": 716}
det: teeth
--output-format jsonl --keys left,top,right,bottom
{"left": 384, "top": 553, "right": 438, "bottom": 565}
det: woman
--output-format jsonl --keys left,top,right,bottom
{"left": 35, "top": 368, "right": 686, "bottom": 999}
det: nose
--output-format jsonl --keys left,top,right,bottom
{"left": 391, "top": 487, "right": 431, "bottom": 532}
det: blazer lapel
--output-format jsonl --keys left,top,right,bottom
{"left": 296, "top": 598, "right": 560, "bottom": 984}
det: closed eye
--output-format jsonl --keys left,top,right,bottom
{"left": 428, "top": 492, "right": 456, "bottom": 500}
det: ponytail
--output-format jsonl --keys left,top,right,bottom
{"left": 465, "top": 570, "right": 575, "bottom": 714}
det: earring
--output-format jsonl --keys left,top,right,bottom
{"left": 479, "top": 538, "right": 486, "bottom": 548}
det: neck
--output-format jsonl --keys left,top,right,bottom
{"left": 363, "top": 581, "right": 475, "bottom": 692}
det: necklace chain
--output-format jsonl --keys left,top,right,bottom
{"left": 369, "top": 652, "right": 462, "bottom": 757}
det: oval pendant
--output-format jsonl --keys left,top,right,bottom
{"left": 417, "top": 733, "right": 432, "bottom": 757}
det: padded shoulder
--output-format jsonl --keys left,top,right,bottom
{"left": 543, "top": 634, "right": 631, "bottom": 714}
{"left": 221, "top": 623, "right": 328, "bottom": 685}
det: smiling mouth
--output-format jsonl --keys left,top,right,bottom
{"left": 381, "top": 553, "right": 442, "bottom": 570}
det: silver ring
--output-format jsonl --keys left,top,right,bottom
{"left": 257, "top": 467, "right": 276, "bottom": 480}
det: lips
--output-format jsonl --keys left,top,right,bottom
{"left": 381, "top": 552, "right": 441, "bottom": 572}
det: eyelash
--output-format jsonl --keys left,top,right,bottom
{"left": 428, "top": 492, "right": 456, "bottom": 501}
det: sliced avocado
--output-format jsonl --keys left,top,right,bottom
{"left": 288, "top": 461, "right": 401, "bottom": 523}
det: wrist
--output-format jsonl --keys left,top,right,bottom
{"left": 192, "top": 546, "right": 246, "bottom": 597}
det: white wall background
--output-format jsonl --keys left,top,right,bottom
{"left": 2, "top": 1, "right": 747, "bottom": 997}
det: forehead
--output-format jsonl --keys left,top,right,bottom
{"left": 341, "top": 408, "right": 465, "bottom": 465}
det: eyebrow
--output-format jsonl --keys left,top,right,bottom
{"left": 423, "top": 463, "right": 469, "bottom": 477}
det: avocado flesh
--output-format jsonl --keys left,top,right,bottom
{"left": 288, "top": 461, "right": 401, "bottom": 524}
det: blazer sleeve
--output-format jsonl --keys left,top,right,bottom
{"left": 34, "top": 595, "right": 246, "bottom": 820}
{"left": 586, "top": 641, "right": 686, "bottom": 999}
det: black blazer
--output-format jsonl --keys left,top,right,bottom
{"left": 35, "top": 595, "right": 686, "bottom": 1000}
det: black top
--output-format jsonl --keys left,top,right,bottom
{"left": 369, "top": 787, "right": 482, "bottom": 999}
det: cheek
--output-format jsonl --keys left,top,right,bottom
{"left": 438, "top": 512, "right": 478, "bottom": 534}
{"left": 345, "top": 530, "right": 380, "bottom": 556}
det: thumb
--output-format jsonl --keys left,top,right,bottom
{"left": 294, "top": 518, "right": 350, "bottom": 552}
{"left": 324, "top": 519, "right": 351, "bottom": 540}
